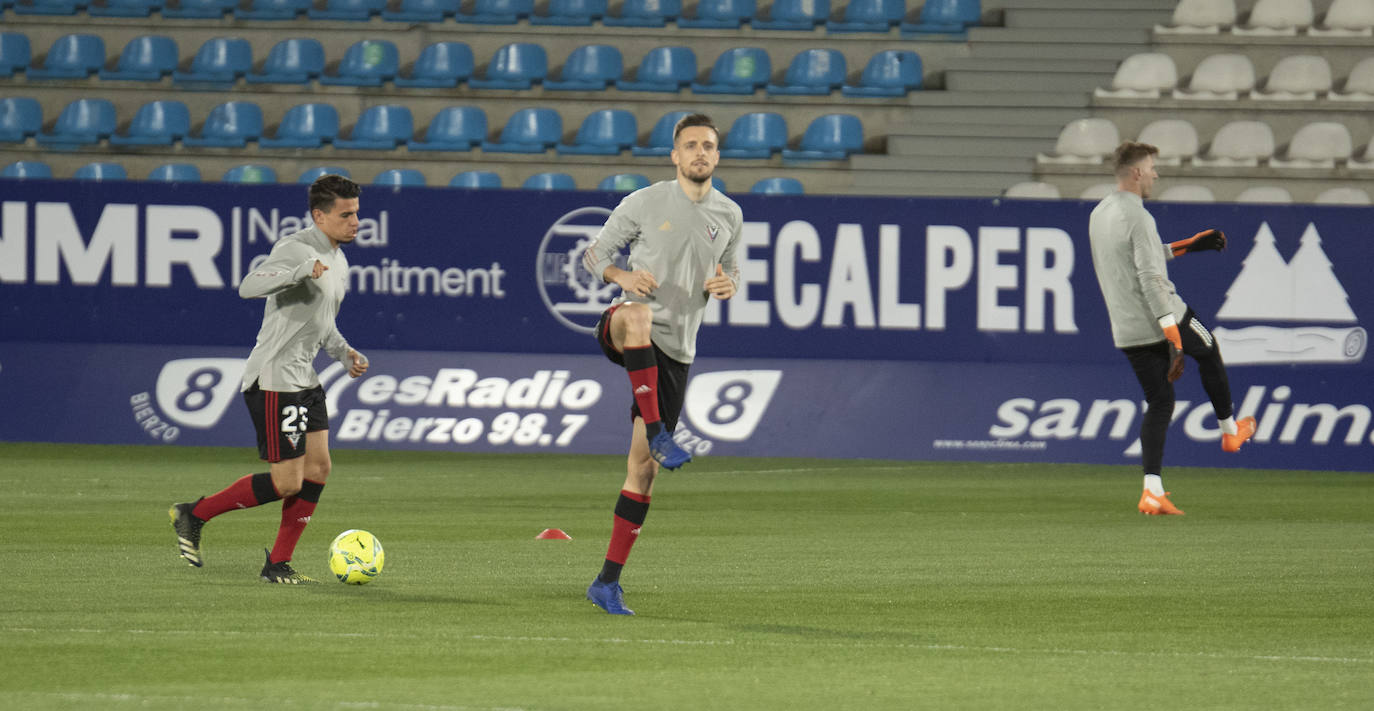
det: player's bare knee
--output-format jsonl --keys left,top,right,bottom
{"left": 620, "top": 303, "right": 653, "bottom": 338}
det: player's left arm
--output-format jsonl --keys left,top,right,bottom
{"left": 1169, "top": 228, "right": 1226, "bottom": 257}
{"left": 704, "top": 212, "right": 743, "bottom": 299}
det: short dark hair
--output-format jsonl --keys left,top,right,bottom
{"left": 309, "top": 174, "right": 360, "bottom": 214}
{"left": 673, "top": 113, "right": 719, "bottom": 145}
{"left": 1112, "top": 141, "right": 1159, "bottom": 176}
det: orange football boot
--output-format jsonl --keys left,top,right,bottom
{"left": 1138, "top": 489, "right": 1185, "bottom": 516}
{"left": 1222, "top": 416, "right": 1257, "bottom": 453}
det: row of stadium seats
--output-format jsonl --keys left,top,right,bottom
{"left": 1156, "top": 0, "right": 1373, "bottom": 37}
{"left": 0, "top": 97, "right": 866, "bottom": 158}
{"left": 0, "top": 159, "right": 809, "bottom": 193}
{"left": 1005, "top": 180, "right": 1373, "bottom": 205}
{"left": 2, "top": 0, "right": 980, "bottom": 36}
{"left": 0, "top": 33, "right": 924, "bottom": 97}
{"left": 1096, "top": 51, "right": 1374, "bottom": 101}
{"left": 1039, "top": 117, "right": 1374, "bottom": 170}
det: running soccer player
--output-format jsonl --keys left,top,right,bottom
{"left": 170, "top": 174, "right": 370, "bottom": 583}
{"left": 1088, "top": 142, "right": 1256, "bottom": 516}
{"left": 581, "top": 113, "right": 743, "bottom": 614}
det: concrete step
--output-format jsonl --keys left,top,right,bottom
{"left": 1003, "top": 8, "right": 1174, "bottom": 29}
{"left": 900, "top": 105, "right": 1088, "bottom": 127}
{"left": 945, "top": 69, "right": 1113, "bottom": 93}
{"left": 890, "top": 122, "right": 1064, "bottom": 139}
{"left": 886, "top": 134, "right": 1054, "bottom": 158}
{"left": 967, "top": 42, "right": 1142, "bottom": 61}
{"left": 947, "top": 57, "right": 1123, "bottom": 74}
{"left": 850, "top": 169, "right": 1029, "bottom": 191}
{"left": 852, "top": 154, "right": 1035, "bottom": 173}
{"left": 904, "top": 89, "right": 1093, "bottom": 108}
{"left": 991, "top": 0, "right": 1176, "bottom": 9}
{"left": 967, "top": 26, "right": 1152, "bottom": 45}
{"left": 846, "top": 184, "right": 1007, "bottom": 197}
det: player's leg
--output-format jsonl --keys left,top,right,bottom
{"left": 1124, "top": 344, "right": 1184, "bottom": 515}
{"left": 1180, "top": 310, "right": 1256, "bottom": 452}
{"left": 587, "top": 419, "right": 657, "bottom": 615}
{"left": 601, "top": 303, "right": 690, "bottom": 469}
{"left": 170, "top": 384, "right": 288, "bottom": 567}
{"left": 263, "top": 387, "right": 330, "bottom": 583}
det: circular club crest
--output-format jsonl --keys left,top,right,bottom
{"left": 536, "top": 206, "right": 624, "bottom": 334}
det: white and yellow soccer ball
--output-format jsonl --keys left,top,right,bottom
{"left": 329, "top": 529, "right": 384, "bottom": 585}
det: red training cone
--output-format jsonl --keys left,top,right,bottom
{"left": 536, "top": 528, "right": 572, "bottom": 540}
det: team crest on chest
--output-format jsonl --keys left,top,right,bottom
{"left": 707, "top": 225, "right": 719, "bottom": 242}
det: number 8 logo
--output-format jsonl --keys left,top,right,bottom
{"left": 682, "top": 370, "right": 782, "bottom": 442}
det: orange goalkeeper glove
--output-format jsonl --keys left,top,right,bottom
{"left": 1170, "top": 229, "right": 1227, "bottom": 257}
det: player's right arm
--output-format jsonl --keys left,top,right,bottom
{"left": 238, "top": 242, "right": 323, "bottom": 299}
{"left": 583, "top": 192, "right": 648, "bottom": 292}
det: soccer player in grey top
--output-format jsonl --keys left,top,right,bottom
{"left": 583, "top": 114, "right": 743, "bottom": 614}
{"left": 1088, "top": 142, "right": 1255, "bottom": 516}
{"left": 169, "top": 174, "right": 370, "bottom": 583}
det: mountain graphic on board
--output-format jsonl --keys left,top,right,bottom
{"left": 1213, "top": 222, "right": 1366, "bottom": 365}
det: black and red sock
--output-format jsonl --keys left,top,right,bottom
{"left": 624, "top": 345, "right": 663, "bottom": 440}
{"left": 598, "top": 489, "right": 650, "bottom": 584}
{"left": 191, "top": 472, "right": 280, "bottom": 521}
{"left": 269, "top": 478, "right": 324, "bottom": 564}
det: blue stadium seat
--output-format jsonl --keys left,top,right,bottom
{"left": 110, "top": 100, "right": 190, "bottom": 146}
{"left": 308, "top": 0, "right": 383, "bottom": 20}
{"left": 481, "top": 108, "right": 561, "bottom": 153}
{"left": 373, "top": 169, "right": 426, "bottom": 186}
{"left": 631, "top": 110, "right": 690, "bottom": 157}
{"left": 753, "top": 0, "right": 827, "bottom": 30}
{"left": 320, "top": 39, "right": 398, "bottom": 87}
{"left": 394, "top": 42, "right": 474, "bottom": 88}
{"left": 28, "top": 34, "right": 105, "bottom": 80}
{"left": 616, "top": 46, "right": 696, "bottom": 92}
{"left": 407, "top": 106, "right": 487, "bottom": 151}
{"left": 222, "top": 165, "right": 277, "bottom": 183}
{"left": 901, "top": 0, "right": 980, "bottom": 37}
{"left": 162, "top": 0, "right": 236, "bottom": 18}
{"left": 89, "top": 0, "right": 163, "bottom": 17}
{"left": 557, "top": 109, "right": 637, "bottom": 155}
{"left": 334, "top": 105, "right": 413, "bottom": 149}
{"left": 457, "top": 0, "right": 533, "bottom": 23}
{"left": 603, "top": 0, "right": 680, "bottom": 26}
{"left": 13, "top": 0, "right": 85, "bottom": 15}
{"left": 236, "top": 0, "right": 311, "bottom": 19}
{"left": 827, "top": 0, "right": 903, "bottom": 32}
{"left": 720, "top": 112, "right": 787, "bottom": 158}
{"left": 299, "top": 166, "right": 351, "bottom": 183}
{"left": 246, "top": 38, "right": 325, "bottom": 84}
{"left": 100, "top": 35, "right": 178, "bottom": 82}
{"left": 522, "top": 172, "right": 577, "bottom": 190}
{"left": 711, "top": 176, "right": 727, "bottom": 192}
{"left": 183, "top": 101, "right": 264, "bottom": 148}
{"left": 692, "top": 47, "right": 771, "bottom": 94}
{"left": 173, "top": 37, "right": 252, "bottom": 85}
{"left": 450, "top": 170, "right": 502, "bottom": 189}
{"left": 260, "top": 103, "right": 339, "bottom": 148}
{"left": 2, "top": 160, "right": 53, "bottom": 179}
{"left": 750, "top": 177, "right": 804, "bottom": 194}
{"left": 0, "top": 33, "right": 32, "bottom": 78}
{"left": 546, "top": 44, "right": 623, "bottom": 91}
{"left": 0, "top": 97, "right": 43, "bottom": 142}
{"left": 782, "top": 113, "right": 864, "bottom": 160}
{"left": 678, "top": 0, "right": 753, "bottom": 27}
{"left": 597, "top": 173, "right": 651, "bottom": 192}
{"left": 148, "top": 163, "right": 202, "bottom": 182}
{"left": 74, "top": 162, "right": 128, "bottom": 181}
{"left": 530, "top": 0, "right": 606, "bottom": 25}
{"left": 843, "top": 50, "right": 923, "bottom": 97}
{"left": 469, "top": 43, "right": 547, "bottom": 90}
{"left": 383, "top": 0, "right": 458, "bottom": 22}
{"left": 767, "top": 49, "right": 845, "bottom": 95}
{"left": 37, "top": 98, "right": 117, "bottom": 146}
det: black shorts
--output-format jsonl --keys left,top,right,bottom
{"left": 243, "top": 382, "right": 328, "bottom": 462}
{"left": 596, "top": 304, "right": 690, "bottom": 431}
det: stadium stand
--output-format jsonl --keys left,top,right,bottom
{"left": 692, "top": 47, "right": 771, "bottom": 94}
{"left": 1156, "top": 184, "right": 1215, "bottom": 201}
{"left": 259, "top": 103, "right": 340, "bottom": 149}
{"left": 1269, "top": 121, "right": 1353, "bottom": 168}
{"left": 147, "top": 163, "right": 201, "bottom": 182}
{"left": 246, "top": 38, "right": 325, "bottom": 85}
{"left": 842, "top": 50, "right": 923, "bottom": 97}
{"left": 469, "top": 42, "right": 547, "bottom": 90}
{"left": 1094, "top": 53, "right": 1178, "bottom": 99}
{"left": 37, "top": 98, "right": 117, "bottom": 146}
{"left": 1172, "top": 53, "right": 1255, "bottom": 99}
{"left": 183, "top": 101, "right": 263, "bottom": 148}
{"left": 545, "top": 44, "right": 623, "bottom": 91}
{"left": 222, "top": 164, "right": 276, "bottom": 183}
{"left": 1003, "top": 181, "right": 1062, "bottom": 199}
{"left": 90, "top": 0, "right": 163, "bottom": 17}
{"left": 73, "top": 161, "right": 128, "bottom": 180}
{"left": 1154, "top": 0, "right": 1236, "bottom": 34}
{"left": 556, "top": 109, "right": 638, "bottom": 155}
{"left": 1314, "top": 186, "right": 1371, "bottom": 204}
{"left": 394, "top": 42, "right": 474, "bottom": 88}
{"left": 320, "top": 39, "right": 399, "bottom": 86}
{"left": 100, "top": 35, "right": 178, "bottom": 81}
{"left": 28, "top": 34, "right": 104, "bottom": 79}
{"left": 767, "top": 49, "right": 846, "bottom": 96}
{"left": 407, "top": 106, "right": 487, "bottom": 151}
{"left": 900, "top": 0, "right": 981, "bottom": 37}
{"left": 602, "top": 0, "right": 680, "bottom": 26}
{"left": 161, "top": 0, "right": 236, "bottom": 19}
{"left": 1232, "top": 0, "right": 1314, "bottom": 36}
{"left": 2, "top": 160, "right": 53, "bottom": 178}
{"left": 450, "top": 170, "right": 502, "bottom": 188}
{"left": 632, "top": 110, "right": 692, "bottom": 157}
{"left": 1234, "top": 185, "right": 1293, "bottom": 203}
{"left": 298, "top": 166, "right": 351, "bottom": 182}
{"left": 616, "top": 46, "right": 695, "bottom": 92}
{"left": 0, "top": 33, "right": 31, "bottom": 77}
{"left": 0, "top": 97, "right": 42, "bottom": 143}
{"left": 719, "top": 112, "right": 789, "bottom": 159}
{"left": 1136, "top": 118, "right": 1199, "bottom": 166}
{"left": 677, "top": 0, "right": 753, "bottom": 28}
{"left": 782, "top": 113, "right": 864, "bottom": 160}
{"left": 522, "top": 171, "right": 577, "bottom": 189}
{"left": 373, "top": 168, "right": 426, "bottom": 185}
{"left": 598, "top": 172, "right": 652, "bottom": 191}
{"left": 1252, "top": 54, "right": 1332, "bottom": 100}
{"left": 1037, "top": 118, "right": 1121, "bottom": 164}
{"left": 172, "top": 37, "right": 251, "bottom": 85}
{"left": 382, "top": 0, "right": 459, "bottom": 23}
{"left": 235, "top": 0, "right": 311, "bottom": 20}
{"left": 1193, "top": 120, "right": 1276, "bottom": 167}
{"left": 1311, "top": 0, "right": 1374, "bottom": 36}
{"left": 457, "top": 0, "right": 533, "bottom": 24}
{"left": 751, "top": 177, "right": 805, "bottom": 194}
{"left": 335, "top": 105, "right": 413, "bottom": 150}
{"left": 482, "top": 108, "right": 561, "bottom": 153}
{"left": 827, "top": 0, "right": 904, "bottom": 33}
{"left": 308, "top": 0, "right": 382, "bottom": 20}
{"left": 110, "top": 100, "right": 191, "bottom": 146}
{"left": 530, "top": 0, "right": 607, "bottom": 25}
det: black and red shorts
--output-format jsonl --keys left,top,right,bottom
{"left": 596, "top": 304, "right": 691, "bottom": 431}
{"left": 242, "top": 382, "right": 329, "bottom": 462}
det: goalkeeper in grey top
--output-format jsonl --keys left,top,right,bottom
{"left": 169, "top": 174, "right": 370, "bottom": 584}
{"left": 1088, "top": 142, "right": 1254, "bottom": 518}
{"left": 582, "top": 113, "right": 743, "bottom": 615}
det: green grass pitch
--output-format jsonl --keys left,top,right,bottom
{"left": 3, "top": 442, "right": 1371, "bottom": 710}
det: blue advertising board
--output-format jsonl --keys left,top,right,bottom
{"left": 1, "top": 182, "right": 1370, "bottom": 470}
